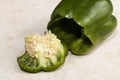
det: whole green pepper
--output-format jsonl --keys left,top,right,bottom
{"left": 17, "top": 31, "right": 67, "bottom": 73}
{"left": 47, "top": 0, "right": 117, "bottom": 55}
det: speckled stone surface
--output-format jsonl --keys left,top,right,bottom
{"left": 0, "top": 0, "right": 120, "bottom": 80}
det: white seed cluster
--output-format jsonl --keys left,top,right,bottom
{"left": 25, "top": 31, "right": 61, "bottom": 58}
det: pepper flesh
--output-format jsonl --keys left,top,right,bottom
{"left": 47, "top": 0, "right": 117, "bottom": 55}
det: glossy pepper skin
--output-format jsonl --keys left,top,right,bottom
{"left": 47, "top": 0, "right": 117, "bottom": 55}
{"left": 17, "top": 32, "right": 67, "bottom": 73}
{"left": 17, "top": 51, "right": 66, "bottom": 73}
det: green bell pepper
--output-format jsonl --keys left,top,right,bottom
{"left": 47, "top": 0, "right": 117, "bottom": 55}
{"left": 17, "top": 31, "right": 67, "bottom": 73}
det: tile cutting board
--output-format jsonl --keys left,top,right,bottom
{"left": 0, "top": 0, "right": 120, "bottom": 80}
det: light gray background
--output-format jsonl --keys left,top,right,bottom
{"left": 0, "top": 0, "right": 120, "bottom": 80}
